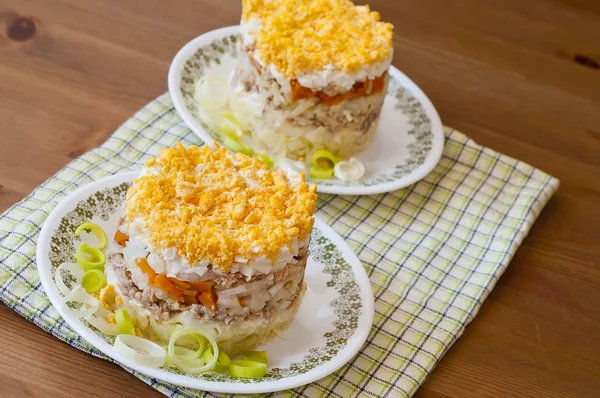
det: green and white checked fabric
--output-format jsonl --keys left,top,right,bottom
{"left": 0, "top": 93, "right": 558, "bottom": 397}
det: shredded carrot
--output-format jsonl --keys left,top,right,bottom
{"left": 135, "top": 258, "right": 156, "bottom": 283}
{"left": 135, "top": 268, "right": 218, "bottom": 309}
{"left": 191, "top": 281, "right": 213, "bottom": 292}
{"left": 170, "top": 278, "right": 192, "bottom": 290}
{"left": 114, "top": 231, "right": 129, "bottom": 247}
{"left": 154, "top": 274, "right": 183, "bottom": 301}
{"left": 238, "top": 296, "right": 246, "bottom": 307}
{"left": 183, "top": 293, "right": 198, "bottom": 305}
{"left": 372, "top": 73, "right": 386, "bottom": 93}
{"left": 290, "top": 72, "right": 387, "bottom": 103}
{"left": 291, "top": 81, "right": 314, "bottom": 101}
{"left": 198, "top": 291, "right": 217, "bottom": 311}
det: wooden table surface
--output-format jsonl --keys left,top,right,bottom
{"left": 1, "top": 0, "right": 599, "bottom": 397}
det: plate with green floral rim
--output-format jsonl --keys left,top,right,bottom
{"left": 168, "top": 25, "right": 444, "bottom": 195}
{"left": 36, "top": 171, "right": 375, "bottom": 394}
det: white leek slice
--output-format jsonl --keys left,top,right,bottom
{"left": 166, "top": 347, "right": 206, "bottom": 367}
{"left": 54, "top": 262, "right": 85, "bottom": 296}
{"left": 63, "top": 287, "right": 100, "bottom": 318}
{"left": 220, "top": 112, "right": 244, "bottom": 138}
{"left": 334, "top": 157, "right": 365, "bottom": 182}
{"left": 85, "top": 310, "right": 120, "bottom": 336}
{"left": 167, "top": 327, "right": 218, "bottom": 374}
{"left": 194, "top": 75, "right": 228, "bottom": 110}
{"left": 114, "top": 334, "right": 167, "bottom": 369}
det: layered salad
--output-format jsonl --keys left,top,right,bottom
{"left": 196, "top": 0, "right": 394, "bottom": 182}
{"left": 107, "top": 143, "right": 318, "bottom": 355}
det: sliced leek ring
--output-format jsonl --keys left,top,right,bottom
{"left": 81, "top": 269, "right": 107, "bottom": 293}
{"left": 257, "top": 154, "right": 275, "bottom": 169}
{"left": 115, "top": 308, "right": 136, "bottom": 335}
{"left": 114, "top": 334, "right": 166, "bottom": 369}
{"left": 63, "top": 286, "right": 100, "bottom": 318}
{"left": 222, "top": 136, "right": 254, "bottom": 156}
{"left": 334, "top": 157, "right": 365, "bottom": 182}
{"left": 309, "top": 167, "right": 334, "bottom": 180}
{"left": 194, "top": 75, "right": 229, "bottom": 110}
{"left": 85, "top": 310, "right": 120, "bottom": 336}
{"left": 202, "top": 346, "right": 231, "bottom": 373}
{"left": 74, "top": 222, "right": 107, "bottom": 250}
{"left": 311, "top": 149, "right": 338, "bottom": 170}
{"left": 229, "top": 359, "right": 267, "bottom": 378}
{"left": 76, "top": 243, "right": 106, "bottom": 271}
{"left": 167, "top": 327, "right": 219, "bottom": 374}
{"left": 220, "top": 112, "right": 244, "bottom": 138}
{"left": 167, "top": 332, "right": 206, "bottom": 359}
{"left": 241, "top": 350, "right": 268, "bottom": 364}
{"left": 54, "top": 262, "right": 85, "bottom": 296}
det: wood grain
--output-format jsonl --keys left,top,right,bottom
{"left": 0, "top": 0, "right": 599, "bottom": 397}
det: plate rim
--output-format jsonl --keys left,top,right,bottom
{"left": 36, "top": 171, "right": 375, "bottom": 394}
{"left": 168, "top": 25, "right": 444, "bottom": 196}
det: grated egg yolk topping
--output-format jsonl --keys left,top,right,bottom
{"left": 242, "top": 0, "right": 393, "bottom": 78}
{"left": 125, "top": 144, "right": 318, "bottom": 271}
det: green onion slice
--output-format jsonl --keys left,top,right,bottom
{"left": 114, "top": 334, "right": 166, "bottom": 369}
{"left": 115, "top": 308, "right": 136, "bottom": 335}
{"left": 81, "top": 269, "right": 107, "bottom": 293}
{"left": 258, "top": 154, "right": 275, "bottom": 169}
{"left": 74, "top": 222, "right": 107, "bottom": 250}
{"left": 311, "top": 149, "right": 338, "bottom": 170}
{"left": 222, "top": 136, "right": 255, "bottom": 156}
{"left": 202, "top": 346, "right": 231, "bottom": 373}
{"left": 76, "top": 243, "right": 106, "bottom": 272}
{"left": 167, "top": 327, "right": 219, "bottom": 374}
{"left": 309, "top": 167, "right": 334, "bottom": 180}
{"left": 229, "top": 359, "right": 268, "bottom": 378}
{"left": 241, "top": 350, "right": 268, "bottom": 364}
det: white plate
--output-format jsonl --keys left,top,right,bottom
{"left": 168, "top": 25, "right": 444, "bottom": 195}
{"left": 36, "top": 172, "right": 374, "bottom": 394}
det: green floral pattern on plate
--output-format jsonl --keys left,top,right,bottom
{"left": 179, "top": 34, "right": 433, "bottom": 187}
{"left": 48, "top": 180, "right": 362, "bottom": 383}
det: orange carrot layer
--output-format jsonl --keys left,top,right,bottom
{"left": 198, "top": 291, "right": 217, "bottom": 312}
{"left": 135, "top": 258, "right": 156, "bottom": 282}
{"left": 290, "top": 72, "right": 387, "bottom": 103}
{"left": 191, "top": 281, "right": 213, "bottom": 292}
{"left": 135, "top": 259, "right": 219, "bottom": 308}
{"left": 114, "top": 231, "right": 129, "bottom": 247}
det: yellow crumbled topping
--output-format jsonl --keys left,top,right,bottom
{"left": 242, "top": 0, "right": 393, "bottom": 78}
{"left": 125, "top": 143, "right": 318, "bottom": 271}
{"left": 99, "top": 284, "right": 116, "bottom": 311}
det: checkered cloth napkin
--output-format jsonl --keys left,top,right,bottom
{"left": 0, "top": 93, "right": 558, "bottom": 397}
